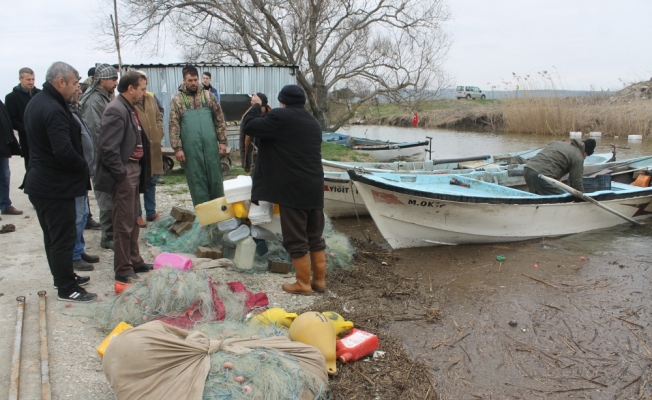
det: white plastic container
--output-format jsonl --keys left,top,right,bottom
{"left": 249, "top": 201, "right": 274, "bottom": 225}
{"left": 234, "top": 236, "right": 257, "bottom": 270}
{"left": 224, "top": 175, "right": 252, "bottom": 203}
{"left": 589, "top": 132, "right": 602, "bottom": 137}
{"left": 217, "top": 217, "right": 242, "bottom": 232}
{"left": 250, "top": 225, "right": 278, "bottom": 241}
{"left": 629, "top": 135, "right": 643, "bottom": 141}
{"left": 258, "top": 214, "right": 282, "bottom": 235}
{"left": 569, "top": 132, "right": 582, "bottom": 138}
{"left": 227, "top": 224, "right": 251, "bottom": 242}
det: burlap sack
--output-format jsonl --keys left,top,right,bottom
{"left": 103, "top": 320, "right": 328, "bottom": 400}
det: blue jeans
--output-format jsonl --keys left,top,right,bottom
{"left": 73, "top": 195, "right": 89, "bottom": 260}
{"left": 0, "top": 158, "right": 11, "bottom": 210}
{"left": 138, "top": 174, "right": 159, "bottom": 218}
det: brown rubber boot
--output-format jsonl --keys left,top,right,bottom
{"left": 282, "top": 254, "right": 312, "bottom": 295}
{"left": 310, "top": 250, "right": 327, "bottom": 292}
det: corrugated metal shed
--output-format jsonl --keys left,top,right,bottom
{"left": 123, "top": 63, "right": 298, "bottom": 146}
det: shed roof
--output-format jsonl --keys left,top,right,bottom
{"left": 122, "top": 62, "right": 299, "bottom": 69}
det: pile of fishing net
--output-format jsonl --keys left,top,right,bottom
{"left": 103, "top": 320, "right": 330, "bottom": 400}
{"left": 99, "top": 269, "right": 330, "bottom": 399}
{"left": 144, "top": 214, "right": 354, "bottom": 273}
{"left": 101, "top": 268, "right": 268, "bottom": 330}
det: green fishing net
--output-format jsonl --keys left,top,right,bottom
{"left": 144, "top": 214, "right": 354, "bottom": 273}
{"left": 196, "top": 321, "right": 329, "bottom": 399}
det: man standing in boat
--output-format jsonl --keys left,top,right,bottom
{"left": 524, "top": 138, "right": 596, "bottom": 195}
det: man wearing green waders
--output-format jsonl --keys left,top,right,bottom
{"left": 169, "top": 65, "right": 227, "bottom": 206}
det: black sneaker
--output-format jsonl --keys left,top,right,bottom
{"left": 133, "top": 263, "right": 153, "bottom": 273}
{"left": 73, "top": 259, "right": 94, "bottom": 271}
{"left": 115, "top": 273, "right": 142, "bottom": 283}
{"left": 85, "top": 217, "right": 101, "bottom": 230}
{"left": 57, "top": 285, "right": 97, "bottom": 302}
{"left": 54, "top": 275, "right": 90, "bottom": 289}
{"left": 81, "top": 252, "right": 100, "bottom": 263}
{"left": 100, "top": 240, "right": 114, "bottom": 250}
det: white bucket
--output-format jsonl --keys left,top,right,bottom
{"left": 628, "top": 135, "right": 643, "bottom": 141}
{"left": 569, "top": 132, "right": 582, "bottom": 138}
{"left": 589, "top": 132, "right": 602, "bottom": 137}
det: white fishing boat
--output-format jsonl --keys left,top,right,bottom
{"left": 322, "top": 150, "right": 625, "bottom": 218}
{"left": 322, "top": 132, "right": 428, "bottom": 161}
{"left": 347, "top": 169, "right": 652, "bottom": 249}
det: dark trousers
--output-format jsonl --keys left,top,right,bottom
{"left": 279, "top": 206, "right": 326, "bottom": 259}
{"left": 524, "top": 167, "right": 565, "bottom": 195}
{"left": 112, "top": 162, "right": 144, "bottom": 277}
{"left": 29, "top": 195, "right": 77, "bottom": 290}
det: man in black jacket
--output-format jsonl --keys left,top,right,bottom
{"left": 23, "top": 62, "right": 97, "bottom": 302}
{"left": 0, "top": 99, "right": 22, "bottom": 218}
{"left": 5, "top": 67, "right": 41, "bottom": 191}
{"left": 241, "top": 85, "right": 326, "bottom": 295}
{"left": 95, "top": 71, "right": 152, "bottom": 283}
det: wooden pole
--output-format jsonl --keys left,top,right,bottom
{"left": 111, "top": 0, "right": 123, "bottom": 73}
{"left": 538, "top": 174, "right": 642, "bottom": 226}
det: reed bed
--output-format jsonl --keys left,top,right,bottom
{"left": 499, "top": 72, "right": 652, "bottom": 137}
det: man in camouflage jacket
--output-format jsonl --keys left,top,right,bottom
{"left": 169, "top": 65, "right": 227, "bottom": 205}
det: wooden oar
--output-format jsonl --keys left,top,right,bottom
{"left": 538, "top": 174, "right": 642, "bottom": 226}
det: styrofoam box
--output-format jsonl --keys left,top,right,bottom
{"left": 589, "top": 132, "right": 602, "bottom": 137}
{"left": 628, "top": 135, "right": 643, "bottom": 140}
{"left": 569, "top": 132, "right": 582, "bottom": 138}
{"left": 224, "top": 175, "right": 252, "bottom": 203}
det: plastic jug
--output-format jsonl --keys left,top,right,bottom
{"left": 195, "top": 196, "right": 235, "bottom": 226}
{"left": 249, "top": 201, "right": 274, "bottom": 225}
{"left": 232, "top": 201, "right": 250, "bottom": 218}
{"left": 233, "top": 236, "right": 257, "bottom": 270}
{"left": 217, "top": 217, "right": 242, "bottom": 232}
{"left": 632, "top": 173, "right": 651, "bottom": 187}
{"left": 224, "top": 175, "right": 252, "bottom": 203}
{"left": 227, "top": 224, "right": 251, "bottom": 242}
{"left": 153, "top": 252, "right": 193, "bottom": 271}
{"left": 335, "top": 328, "right": 379, "bottom": 363}
{"left": 250, "top": 225, "right": 278, "bottom": 241}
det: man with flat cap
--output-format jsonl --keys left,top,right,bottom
{"left": 241, "top": 84, "right": 326, "bottom": 296}
{"left": 524, "top": 138, "right": 596, "bottom": 194}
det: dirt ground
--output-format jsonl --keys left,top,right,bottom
{"left": 2, "top": 156, "right": 652, "bottom": 399}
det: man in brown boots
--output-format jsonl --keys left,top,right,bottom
{"left": 241, "top": 85, "right": 326, "bottom": 295}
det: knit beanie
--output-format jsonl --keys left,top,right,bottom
{"left": 277, "top": 85, "right": 306, "bottom": 105}
{"left": 583, "top": 139, "right": 596, "bottom": 156}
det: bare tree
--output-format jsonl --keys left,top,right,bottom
{"left": 104, "top": 0, "right": 451, "bottom": 130}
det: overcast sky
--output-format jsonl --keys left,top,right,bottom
{"left": 1, "top": 0, "right": 651, "bottom": 97}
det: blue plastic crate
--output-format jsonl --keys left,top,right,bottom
{"left": 583, "top": 174, "right": 611, "bottom": 193}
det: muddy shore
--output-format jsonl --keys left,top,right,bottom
{"left": 2, "top": 156, "right": 652, "bottom": 399}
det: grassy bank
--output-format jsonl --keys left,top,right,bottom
{"left": 328, "top": 96, "right": 652, "bottom": 137}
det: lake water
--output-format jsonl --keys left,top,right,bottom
{"left": 343, "top": 125, "right": 652, "bottom": 160}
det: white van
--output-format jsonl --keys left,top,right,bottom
{"left": 456, "top": 86, "right": 486, "bottom": 100}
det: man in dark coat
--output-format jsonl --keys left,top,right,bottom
{"left": 524, "top": 138, "right": 596, "bottom": 195}
{"left": 5, "top": 67, "right": 40, "bottom": 192}
{"left": 241, "top": 85, "right": 326, "bottom": 295}
{"left": 0, "top": 99, "right": 22, "bottom": 218}
{"left": 23, "top": 62, "right": 97, "bottom": 302}
{"left": 95, "top": 71, "right": 152, "bottom": 283}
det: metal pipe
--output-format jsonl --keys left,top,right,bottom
{"left": 8, "top": 296, "right": 26, "bottom": 400}
{"left": 38, "top": 291, "right": 52, "bottom": 400}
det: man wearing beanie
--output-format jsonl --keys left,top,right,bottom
{"left": 524, "top": 138, "right": 596, "bottom": 194}
{"left": 241, "top": 84, "right": 326, "bottom": 295}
